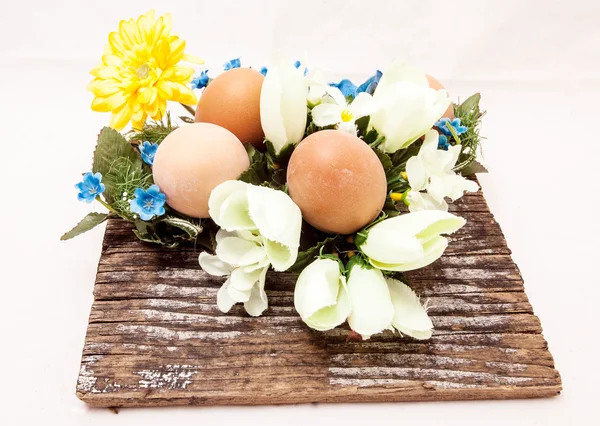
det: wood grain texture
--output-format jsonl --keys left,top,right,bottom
{"left": 77, "top": 186, "right": 562, "bottom": 407}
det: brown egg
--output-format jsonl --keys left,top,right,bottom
{"left": 287, "top": 130, "right": 387, "bottom": 235}
{"left": 426, "top": 74, "right": 454, "bottom": 120}
{"left": 195, "top": 68, "right": 265, "bottom": 148}
{"left": 152, "top": 123, "right": 250, "bottom": 218}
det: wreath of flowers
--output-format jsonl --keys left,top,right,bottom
{"left": 63, "top": 10, "right": 486, "bottom": 340}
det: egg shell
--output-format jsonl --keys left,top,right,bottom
{"left": 152, "top": 123, "right": 250, "bottom": 218}
{"left": 426, "top": 74, "right": 454, "bottom": 120}
{"left": 287, "top": 130, "right": 387, "bottom": 235}
{"left": 195, "top": 68, "right": 265, "bottom": 148}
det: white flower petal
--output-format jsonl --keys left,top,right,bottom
{"left": 376, "top": 60, "right": 429, "bottom": 96}
{"left": 349, "top": 92, "right": 376, "bottom": 118}
{"left": 216, "top": 236, "right": 265, "bottom": 266}
{"left": 305, "top": 281, "right": 350, "bottom": 331}
{"left": 326, "top": 85, "right": 347, "bottom": 106}
{"left": 261, "top": 55, "right": 308, "bottom": 154}
{"left": 360, "top": 228, "right": 424, "bottom": 264}
{"left": 244, "top": 267, "right": 269, "bottom": 316}
{"left": 230, "top": 267, "right": 264, "bottom": 292}
{"left": 218, "top": 187, "right": 256, "bottom": 231}
{"left": 400, "top": 235, "right": 448, "bottom": 271}
{"left": 387, "top": 278, "right": 433, "bottom": 340}
{"left": 216, "top": 277, "right": 236, "bottom": 313}
{"left": 311, "top": 103, "right": 343, "bottom": 127}
{"left": 406, "top": 191, "right": 448, "bottom": 212}
{"left": 247, "top": 185, "right": 302, "bottom": 250}
{"left": 260, "top": 65, "right": 288, "bottom": 151}
{"left": 215, "top": 228, "right": 237, "bottom": 244}
{"left": 264, "top": 239, "right": 296, "bottom": 271}
{"left": 294, "top": 258, "right": 342, "bottom": 319}
{"left": 208, "top": 180, "right": 250, "bottom": 228}
{"left": 406, "top": 156, "right": 427, "bottom": 191}
{"left": 347, "top": 265, "right": 394, "bottom": 339}
{"left": 199, "top": 252, "right": 234, "bottom": 276}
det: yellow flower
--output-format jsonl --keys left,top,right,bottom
{"left": 87, "top": 10, "right": 203, "bottom": 130}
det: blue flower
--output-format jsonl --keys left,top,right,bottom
{"left": 294, "top": 60, "right": 308, "bottom": 76}
{"left": 223, "top": 58, "right": 241, "bottom": 71}
{"left": 75, "top": 172, "right": 105, "bottom": 203}
{"left": 435, "top": 118, "right": 468, "bottom": 137}
{"left": 191, "top": 70, "right": 210, "bottom": 90}
{"left": 259, "top": 66, "right": 268, "bottom": 76}
{"left": 139, "top": 141, "right": 159, "bottom": 165}
{"left": 330, "top": 79, "right": 357, "bottom": 98}
{"left": 356, "top": 70, "right": 382, "bottom": 95}
{"left": 330, "top": 70, "right": 383, "bottom": 99}
{"left": 129, "top": 185, "right": 166, "bottom": 221}
{"left": 438, "top": 134, "right": 450, "bottom": 151}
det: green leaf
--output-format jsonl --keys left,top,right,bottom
{"left": 60, "top": 212, "right": 109, "bottom": 241}
{"left": 355, "top": 115, "right": 370, "bottom": 137}
{"left": 288, "top": 235, "right": 339, "bottom": 273}
{"left": 239, "top": 145, "right": 269, "bottom": 185}
{"left": 179, "top": 116, "right": 195, "bottom": 123}
{"left": 382, "top": 197, "right": 402, "bottom": 218}
{"left": 456, "top": 93, "right": 481, "bottom": 116}
{"left": 460, "top": 159, "right": 488, "bottom": 175}
{"left": 373, "top": 148, "right": 393, "bottom": 173}
{"left": 159, "top": 216, "right": 203, "bottom": 239}
{"left": 132, "top": 220, "right": 180, "bottom": 248}
{"left": 92, "top": 127, "right": 140, "bottom": 202}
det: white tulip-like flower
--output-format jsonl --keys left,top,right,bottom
{"left": 260, "top": 55, "right": 308, "bottom": 154}
{"left": 294, "top": 258, "right": 351, "bottom": 331}
{"left": 311, "top": 85, "right": 376, "bottom": 135}
{"left": 346, "top": 261, "right": 433, "bottom": 339}
{"left": 369, "top": 61, "right": 451, "bottom": 153}
{"left": 199, "top": 180, "right": 302, "bottom": 316}
{"left": 405, "top": 130, "right": 479, "bottom": 211}
{"left": 356, "top": 210, "right": 466, "bottom": 272}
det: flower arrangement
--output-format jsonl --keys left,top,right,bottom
{"left": 63, "top": 10, "right": 486, "bottom": 341}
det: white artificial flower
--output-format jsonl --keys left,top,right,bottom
{"left": 346, "top": 263, "right": 394, "bottom": 338}
{"left": 357, "top": 210, "right": 466, "bottom": 272}
{"left": 405, "top": 130, "right": 479, "bottom": 211}
{"left": 199, "top": 180, "right": 303, "bottom": 316}
{"left": 294, "top": 258, "right": 351, "bottom": 331}
{"left": 311, "top": 85, "right": 376, "bottom": 135}
{"left": 369, "top": 61, "right": 451, "bottom": 153}
{"left": 346, "top": 262, "right": 433, "bottom": 339}
{"left": 306, "top": 69, "right": 329, "bottom": 107}
{"left": 260, "top": 55, "right": 308, "bottom": 154}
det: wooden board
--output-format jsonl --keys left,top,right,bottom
{"left": 76, "top": 187, "right": 562, "bottom": 407}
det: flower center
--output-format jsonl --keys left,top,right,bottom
{"left": 137, "top": 63, "right": 150, "bottom": 79}
{"left": 144, "top": 199, "right": 154, "bottom": 209}
{"left": 89, "top": 186, "right": 97, "bottom": 195}
{"left": 341, "top": 109, "right": 354, "bottom": 122}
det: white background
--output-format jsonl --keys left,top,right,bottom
{"left": 1, "top": 0, "right": 599, "bottom": 424}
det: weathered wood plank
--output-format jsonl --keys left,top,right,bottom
{"left": 77, "top": 182, "right": 561, "bottom": 407}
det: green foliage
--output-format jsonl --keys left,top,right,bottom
{"left": 453, "top": 93, "right": 485, "bottom": 173}
{"left": 289, "top": 235, "right": 339, "bottom": 273}
{"left": 133, "top": 214, "right": 203, "bottom": 248}
{"left": 128, "top": 112, "right": 177, "bottom": 145}
{"left": 239, "top": 144, "right": 270, "bottom": 185}
{"left": 104, "top": 157, "right": 153, "bottom": 219}
{"left": 61, "top": 212, "right": 109, "bottom": 240}
{"left": 92, "top": 127, "right": 140, "bottom": 202}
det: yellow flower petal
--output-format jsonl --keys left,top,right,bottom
{"left": 90, "top": 65, "right": 119, "bottom": 80}
{"left": 167, "top": 38, "right": 185, "bottom": 66}
{"left": 87, "top": 78, "right": 121, "bottom": 96}
{"left": 172, "top": 84, "right": 197, "bottom": 105}
{"left": 109, "top": 104, "right": 133, "bottom": 130}
{"left": 182, "top": 53, "right": 205, "bottom": 65}
{"left": 91, "top": 91, "right": 128, "bottom": 112}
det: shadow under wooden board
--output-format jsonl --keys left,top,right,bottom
{"left": 76, "top": 182, "right": 562, "bottom": 407}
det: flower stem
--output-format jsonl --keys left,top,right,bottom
{"left": 180, "top": 103, "right": 196, "bottom": 117}
{"left": 96, "top": 197, "right": 117, "bottom": 214}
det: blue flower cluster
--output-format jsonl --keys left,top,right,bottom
{"left": 76, "top": 172, "right": 105, "bottom": 203}
{"left": 330, "top": 70, "right": 383, "bottom": 99}
{"left": 259, "top": 59, "right": 307, "bottom": 77}
{"left": 129, "top": 185, "right": 166, "bottom": 221}
{"left": 191, "top": 70, "right": 210, "bottom": 90}
{"left": 139, "top": 141, "right": 159, "bottom": 165}
{"left": 435, "top": 118, "right": 468, "bottom": 137}
{"left": 223, "top": 57, "right": 241, "bottom": 71}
